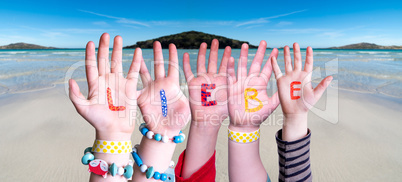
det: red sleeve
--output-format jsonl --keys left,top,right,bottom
{"left": 174, "top": 150, "right": 216, "bottom": 182}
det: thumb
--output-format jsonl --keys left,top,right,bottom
{"left": 313, "top": 76, "right": 333, "bottom": 102}
{"left": 69, "top": 79, "right": 89, "bottom": 114}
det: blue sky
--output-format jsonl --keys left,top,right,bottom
{"left": 0, "top": 0, "right": 401, "bottom": 48}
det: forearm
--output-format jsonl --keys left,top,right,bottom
{"left": 228, "top": 125, "right": 267, "bottom": 182}
{"left": 182, "top": 121, "right": 220, "bottom": 178}
{"left": 276, "top": 129, "right": 312, "bottom": 182}
{"left": 278, "top": 113, "right": 311, "bottom": 182}
{"left": 132, "top": 135, "right": 176, "bottom": 181}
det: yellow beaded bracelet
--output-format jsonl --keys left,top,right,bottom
{"left": 228, "top": 128, "right": 260, "bottom": 143}
{"left": 92, "top": 140, "right": 132, "bottom": 154}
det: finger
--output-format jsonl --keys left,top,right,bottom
{"left": 127, "top": 48, "right": 142, "bottom": 82}
{"left": 197, "top": 42, "right": 207, "bottom": 74}
{"left": 111, "top": 36, "right": 123, "bottom": 76}
{"left": 313, "top": 76, "right": 333, "bottom": 102}
{"left": 238, "top": 43, "right": 248, "bottom": 81}
{"left": 293, "top": 43, "right": 302, "bottom": 71}
{"left": 218, "top": 46, "right": 231, "bottom": 74}
{"left": 268, "top": 91, "right": 280, "bottom": 110}
{"left": 227, "top": 57, "right": 236, "bottom": 84}
{"left": 168, "top": 43, "right": 179, "bottom": 84}
{"left": 207, "top": 39, "right": 219, "bottom": 73}
{"left": 153, "top": 41, "right": 165, "bottom": 79}
{"left": 85, "top": 41, "right": 98, "bottom": 97}
{"left": 261, "top": 48, "right": 279, "bottom": 81}
{"left": 126, "top": 48, "right": 142, "bottom": 99}
{"left": 304, "top": 46, "right": 314, "bottom": 73}
{"left": 249, "top": 40, "right": 267, "bottom": 76}
{"left": 227, "top": 57, "right": 236, "bottom": 96}
{"left": 183, "top": 52, "right": 194, "bottom": 81}
{"left": 271, "top": 55, "right": 283, "bottom": 79}
{"left": 139, "top": 58, "right": 152, "bottom": 86}
{"left": 69, "top": 79, "right": 89, "bottom": 114}
{"left": 97, "top": 33, "right": 110, "bottom": 76}
{"left": 284, "top": 45, "right": 293, "bottom": 74}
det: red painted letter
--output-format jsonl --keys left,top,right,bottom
{"left": 201, "top": 84, "right": 217, "bottom": 106}
{"left": 290, "top": 81, "right": 301, "bottom": 100}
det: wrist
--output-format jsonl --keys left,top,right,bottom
{"left": 282, "top": 113, "right": 308, "bottom": 141}
{"left": 190, "top": 119, "right": 221, "bottom": 133}
{"left": 96, "top": 130, "right": 132, "bottom": 141}
{"left": 229, "top": 123, "right": 260, "bottom": 132}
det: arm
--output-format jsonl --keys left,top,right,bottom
{"left": 69, "top": 33, "right": 141, "bottom": 181}
{"left": 179, "top": 39, "right": 231, "bottom": 179}
{"left": 271, "top": 43, "right": 333, "bottom": 181}
{"left": 132, "top": 42, "right": 191, "bottom": 181}
{"left": 227, "top": 41, "right": 280, "bottom": 182}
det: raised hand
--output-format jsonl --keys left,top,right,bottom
{"left": 227, "top": 41, "right": 280, "bottom": 132}
{"left": 180, "top": 39, "right": 231, "bottom": 178}
{"left": 136, "top": 41, "right": 191, "bottom": 137}
{"left": 183, "top": 39, "right": 231, "bottom": 126}
{"left": 271, "top": 43, "right": 332, "bottom": 141}
{"left": 227, "top": 41, "right": 279, "bottom": 182}
{"left": 69, "top": 33, "right": 140, "bottom": 140}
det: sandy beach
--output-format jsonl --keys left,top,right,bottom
{"left": 0, "top": 84, "right": 401, "bottom": 181}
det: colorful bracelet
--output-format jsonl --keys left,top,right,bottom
{"left": 139, "top": 123, "right": 185, "bottom": 144}
{"left": 228, "top": 128, "right": 260, "bottom": 143}
{"left": 131, "top": 146, "right": 174, "bottom": 181}
{"left": 81, "top": 147, "right": 134, "bottom": 179}
{"left": 92, "top": 140, "right": 132, "bottom": 154}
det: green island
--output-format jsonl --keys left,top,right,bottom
{"left": 123, "top": 31, "right": 258, "bottom": 49}
{"left": 326, "top": 42, "right": 402, "bottom": 49}
{"left": 0, "top": 42, "right": 56, "bottom": 49}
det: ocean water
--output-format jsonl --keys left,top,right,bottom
{"left": 0, "top": 49, "right": 401, "bottom": 98}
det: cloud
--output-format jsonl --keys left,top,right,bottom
{"left": 78, "top": 9, "right": 149, "bottom": 27}
{"left": 266, "top": 28, "right": 327, "bottom": 34}
{"left": 276, "top": 21, "right": 293, "bottom": 27}
{"left": 236, "top": 9, "right": 307, "bottom": 27}
{"left": 93, "top": 21, "right": 109, "bottom": 26}
{"left": 236, "top": 18, "right": 270, "bottom": 27}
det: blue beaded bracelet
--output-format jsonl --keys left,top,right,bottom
{"left": 81, "top": 147, "right": 134, "bottom": 179}
{"left": 131, "top": 148, "right": 170, "bottom": 181}
{"left": 139, "top": 123, "right": 185, "bottom": 144}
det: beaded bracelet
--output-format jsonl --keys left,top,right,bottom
{"left": 131, "top": 146, "right": 173, "bottom": 181}
{"left": 81, "top": 147, "right": 134, "bottom": 179}
{"left": 139, "top": 123, "right": 185, "bottom": 144}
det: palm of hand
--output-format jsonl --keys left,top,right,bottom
{"left": 271, "top": 43, "right": 333, "bottom": 115}
{"left": 228, "top": 77, "right": 277, "bottom": 126}
{"left": 183, "top": 40, "right": 232, "bottom": 124}
{"left": 136, "top": 42, "right": 190, "bottom": 136}
{"left": 276, "top": 71, "right": 315, "bottom": 114}
{"left": 227, "top": 42, "right": 280, "bottom": 128}
{"left": 138, "top": 77, "right": 190, "bottom": 134}
{"left": 69, "top": 34, "right": 141, "bottom": 136}
{"left": 84, "top": 74, "right": 138, "bottom": 134}
{"left": 188, "top": 73, "right": 228, "bottom": 122}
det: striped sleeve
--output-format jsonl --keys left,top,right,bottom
{"left": 276, "top": 129, "right": 312, "bottom": 182}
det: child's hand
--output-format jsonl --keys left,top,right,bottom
{"left": 227, "top": 41, "right": 280, "bottom": 132}
{"left": 183, "top": 39, "right": 231, "bottom": 127}
{"left": 271, "top": 43, "right": 333, "bottom": 115}
{"left": 271, "top": 43, "right": 332, "bottom": 141}
{"left": 69, "top": 33, "right": 140, "bottom": 140}
{"left": 137, "top": 42, "right": 191, "bottom": 136}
